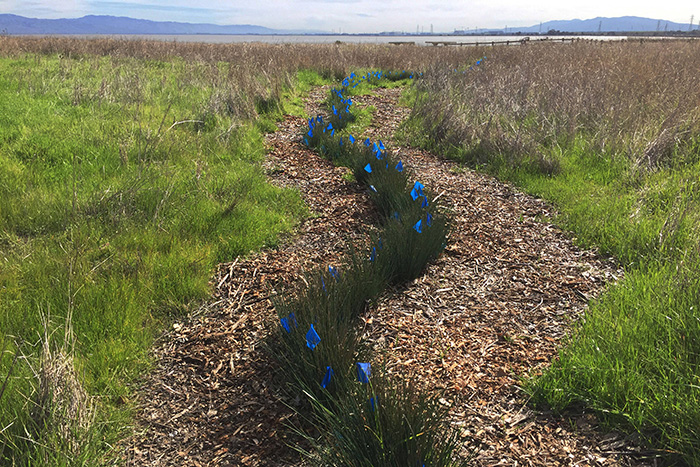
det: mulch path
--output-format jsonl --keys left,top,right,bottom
{"left": 122, "top": 85, "right": 652, "bottom": 466}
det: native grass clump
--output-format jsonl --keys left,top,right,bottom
{"left": 269, "top": 75, "right": 468, "bottom": 466}
{"left": 402, "top": 40, "right": 700, "bottom": 464}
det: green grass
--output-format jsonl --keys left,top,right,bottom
{"left": 0, "top": 55, "right": 309, "bottom": 465}
{"left": 504, "top": 144, "right": 700, "bottom": 464}
{"left": 401, "top": 48, "right": 700, "bottom": 463}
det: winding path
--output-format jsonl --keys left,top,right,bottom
{"left": 123, "top": 85, "right": 647, "bottom": 467}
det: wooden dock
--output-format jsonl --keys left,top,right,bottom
{"left": 426, "top": 37, "right": 576, "bottom": 47}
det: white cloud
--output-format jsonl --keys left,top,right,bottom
{"left": 1, "top": 0, "right": 697, "bottom": 32}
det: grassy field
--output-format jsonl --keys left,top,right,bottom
{"left": 402, "top": 40, "right": 700, "bottom": 464}
{"left": 0, "top": 37, "right": 483, "bottom": 466}
{"left": 0, "top": 52, "right": 310, "bottom": 465}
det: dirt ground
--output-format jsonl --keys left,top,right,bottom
{"left": 122, "top": 85, "right": 653, "bottom": 466}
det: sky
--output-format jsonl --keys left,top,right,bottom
{"left": 1, "top": 0, "right": 697, "bottom": 33}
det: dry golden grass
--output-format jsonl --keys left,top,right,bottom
{"left": 410, "top": 40, "right": 700, "bottom": 171}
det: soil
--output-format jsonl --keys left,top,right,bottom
{"left": 122, "top": 85, "right": 654, "bottom": 466}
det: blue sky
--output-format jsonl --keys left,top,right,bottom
{"left": 1, "top": 0, "right": 697, "bottom": 33}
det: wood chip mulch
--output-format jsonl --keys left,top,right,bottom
{"left": 121, "top": 85, "right": 654, "bottom": 466}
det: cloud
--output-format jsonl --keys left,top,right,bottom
{"left": 2, "top": 0, "right": 698, "bottom": 32}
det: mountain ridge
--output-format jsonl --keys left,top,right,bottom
{"left": 0, "top": 14, "right": 318, "bottom": 35}
{"left": 0, "top": 14, "right": 696, "bottom": 36}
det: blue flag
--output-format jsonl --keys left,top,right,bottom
{"left": 349, "top": 135, "right": 355, "bottom": 144}
{"left": 427, "top": 213, "right": 433, "bottom": 227}
{"left": 306, "top": 324, "right": 321, "bottom": 350}
{"left": 414, "top": 181, "right": 425, "bottom": 195}
{"left": 321, "top": 366, "right": 334, "bottom": 389}
{"left": 370, "top": 185, "right": 378, "bottom": 193}
{"left": 364, "top": 138, "right": 371, "bottom": 147}
{"left": 395, "top": 161, "right": 403, "bottom": 172}
{"left": 421, "top": 196, "right": 429, "bottom": 208}
{"left": 280, "top": 312, "right": 297, "bottom": 333}
{"left": 357, "top": 362, "right": 371, "bottom": 383}
{"left": 364, "top": 163, "right": 372, "bottom": 173}
{"left": 329, "top": 265, "right": 339, "bottom": 281}
{"left": 410, "top": 188, "right": 419, "bottom": 201}
{"left": 369, "top": 247, "right": 376, "bottom": 262}
{"left": 280, "top": 316, "right": 291, "bottom": 333}
{"left": 413, "top": 219, "right": 423, "bottom": 233}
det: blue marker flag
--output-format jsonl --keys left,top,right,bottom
{"left": 378, "top": 140, "right": 385, "bottom": 150}
{"left": 303, "top": 137, "right": 309, "bottom": 146}
{"left": 414, "top": 181, "right": 425, "bottom": 195}
{"left": 364, "top": 138, "right": 371, "bottom": 147}
{"left": 370, "top": 185, "right": 378, "bottom": 193}
{"left": 427, "top": 213, "right": 433, "bottom": 227}
{"left": 321, "top": 366, "right": 334, "bottom": 389}
{"left": 349, "top": 134, "right": 355, "bottom": 144}
{"left": 327, "top": 123, "right": 333, "bottom": 131}
{"left": 395, "top": 160, "right": 403, "bottom": 172}
{"left": 280, "top": 312, "right": 297, "bottom": 333}
{"left": 421, "top": 196, "right": 429, "bottom": 208}
{"left": 331, "top": 129, "right": 335, "bottom": 137}
{"left": 414, "top": 219, "right": 423, "bottom": 233}
{"left": 306, "top": 324, "right": 321, "bottom": 350}
{"left": 364, "top": 163, "right": 372, "bottom": 173}
{"left": 329, "top": 265, "right": 339, "bottom": 281}
{"left": 280, "top": 316, "right": 291, "bottom": 333}
{"left": 410, "top": 188, "right": 420, "bottom": 201}
{"left": 369, "top": 247, "right": 376, "bottom": 262}
{"left": 308, "top": 129, "right": 313, "bottom": 138}
{"left": 339, "top": 137, "right": 343, "bottom": 146}
{"left": 369, "top": 397, "right": 376, "bottom": 411}
{"left": 357, "top": 362, "right": 371, "bottom": 383}
{"left": 333, "top": 105, "right": 338, "bottom": 115}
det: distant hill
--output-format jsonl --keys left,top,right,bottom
{"left": 0, "top": 14, "right": 318, "bottom": 35}
{"left": 455, "top": 16, "right": 696, "bottom": 35}
{"left": 517, "top": 16, "right": 694, "bottom": 33}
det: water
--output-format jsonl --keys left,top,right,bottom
{"left": 45, "top": 34, "right": 628, "bottom": 46}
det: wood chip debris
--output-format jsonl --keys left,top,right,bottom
{"left": 121, "top": 87, "right": 654, "bottom": 466}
